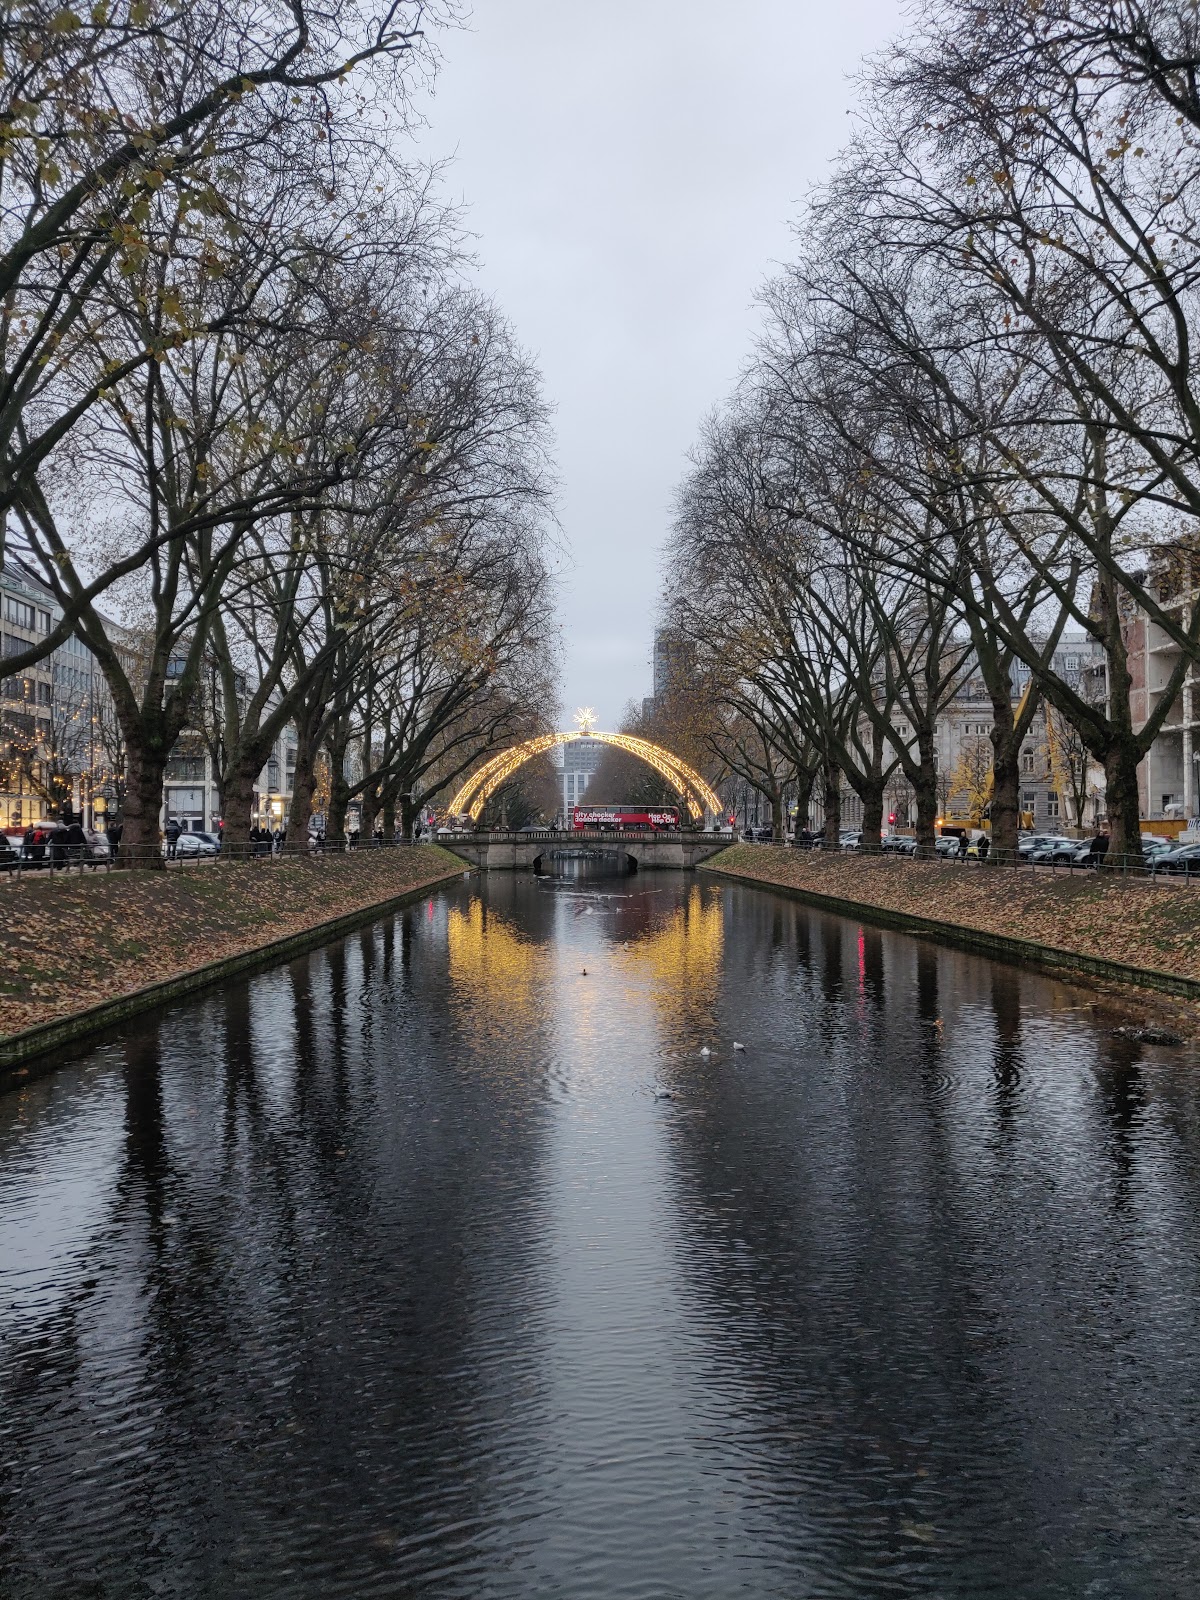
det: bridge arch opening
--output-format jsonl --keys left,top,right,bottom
{"left": 447, "top": 731, "right": 721, "bottom": 825}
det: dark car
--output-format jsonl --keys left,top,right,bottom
{"left": 1150, "top": 843, "right": 1200, "bottom": 876}
{"left": 1028, "top": 838, "right": 1088, "bottom": 866}
{"left": 882, "top": 833, "right": 917, "bottom": 854}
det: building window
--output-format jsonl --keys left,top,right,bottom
{"left": 1065, "top": 655, "right": 1079, "bottom": 670}
{"left": 37, "top": 681, "right": 51, "bottom": 705}
{"left": 166, "top": 787, "right": 205, "bottom": 822}
{"left": 165, "top": 755, "right": 205, "bottom": 783}
{"left": 1046, "top": 792, "right": 1060, "bottom": 818}
{"left": 1022, "top": 790, "right": 1037, "bottom": 811}
{"left": 1021, "top": 750, "right": 1035, "bottom": 773}
{"left": 2, "top": 633, "right": 24, "bottom": 657}
{"left": 3, "top": 597, "right": 36, "bottom": 629}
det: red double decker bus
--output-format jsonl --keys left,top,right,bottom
{"left": 572, "top": 805, "right": 679, "bottom": 832}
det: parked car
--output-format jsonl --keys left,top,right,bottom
{"left": 1027, "top": 838, "right": 1088, "bottom": 866}
{"left": 1150, "top": 843, "right": 1200, "bottom": 875}
{"left": 165, "top": 830, "right": 220, "bottom": 858}
{"left": 935, "top": 834, "right": 962, "bottom": 856}
{"left": 882, "top": 833, "right": 917, "bottom": 854}
{"left": 1018, "top": 833, "right": 1061, "bottom": 858}
{"left": 839, "top": 830, "right": 862, "bottom": 851}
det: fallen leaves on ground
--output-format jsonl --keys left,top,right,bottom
{"left": 0, "top": 846, "right": 464, "bottom": 1040}
{"left": 708, "top": 846, "right": 1200, "bottom": 1028}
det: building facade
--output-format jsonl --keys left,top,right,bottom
{"left": 0, "top": 561, "right": 124, "bottom": 832}
{"left": 552, "top": 737, "right": 603, "bottom": 819}
{"left": 1, "top": 559, "right": 299, "bottom": 837}
{"left": 1124, "top": 548, "right": 1200, "bottom": 822}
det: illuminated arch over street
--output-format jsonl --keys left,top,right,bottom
{"left": 448, "top": 726, "right": 723, "bottom": 825}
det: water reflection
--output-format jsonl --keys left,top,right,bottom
{"left": 1, "top": 873, "right": 1199, "bottom": 1597}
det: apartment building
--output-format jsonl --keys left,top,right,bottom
{"left": 0, "top": 561, "right": 124, "bottom": 831}
{"left": 1, "top": 560, "right": 301, "bottom": 836}
{"left": 1124, "top": 545, "right": 1200, "bottom": 822}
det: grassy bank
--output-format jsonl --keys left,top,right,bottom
{"left": 702, "top": 844, "right": 1200, "bottom": 1014}
{"left": 1, "top": 845, "right": 466, "bottom": 1051}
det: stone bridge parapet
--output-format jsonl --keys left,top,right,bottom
{"left": 443, "top": 830, "right": 732, "bottom": 872}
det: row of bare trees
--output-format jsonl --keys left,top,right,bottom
{"left": 665, "top": 0, "right": 1200, "bottom": 861}
{"left": 2, "top": 0, "right": 558, "bottom": 860}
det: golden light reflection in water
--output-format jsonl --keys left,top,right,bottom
{"left": 447, "top": 900, "right": 549, "bottom": 1014}
{"left": 444, "top": 884, "right": 725, "bottom": 1069}
{"left": 630, "top": 885, "right": 724, "bottom": 1003}
{"left": 604, "top": 885, "right": 726, "bottom": 1046}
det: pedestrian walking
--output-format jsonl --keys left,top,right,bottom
{"left": 165, "top": 817, "right": 181, "bottom": 860}
{"left": 977, "top": 833, "right": 990, "bottom": 860}
{"left": 957, "top": 832, "right": 968, "bottom": 859}
{"left": 48, "top": 823, "right": 68, "bottom": 869}
{"left": 1084, "top": 827, "right": 1111, "bottom": 867}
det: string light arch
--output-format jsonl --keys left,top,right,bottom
{"left": 447, "top": 730, "right": 722, "bottom": 824}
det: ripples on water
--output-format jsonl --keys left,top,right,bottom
{"left": 2, "top": 868, "right": 1200, "bottom": 1598}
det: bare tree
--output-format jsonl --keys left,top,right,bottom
{"left": 0, "top": 0, "right": 444, "bottom": 663}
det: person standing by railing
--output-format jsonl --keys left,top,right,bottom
{"left": 1083, "top": 828, "right": 1111, "bottom": 868}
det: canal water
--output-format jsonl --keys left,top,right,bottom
{"left": 2, "top": 869, "right": 1200, "bottom": 1598}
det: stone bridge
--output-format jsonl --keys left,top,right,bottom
{"left": 444, "top": 830, "right": 733, "bottom": 872}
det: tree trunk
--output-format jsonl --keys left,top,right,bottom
{"left": 859, "top": 778, "right": 884, "bottom": 854}
{"left": 327, "top": 743, "right": 351, "bottom": 846}
{"left": 822, "top": 758, "right": 841, "bottom": 842}
{"left": 221, "top": 763, "right": 258, "bottom": 852}
{"left": 400, "top": 792, "right": 417, "bottom": 840}
{"left": 288, "top": 734, "right": 316, "bottom": 838}
{"left": 360, "top": 784, "right": 379, "bottom": 842}
{"left": 122, "top": 742, "right": 169, "bottom": 869}
{"left": 1103, "top": 739, "right": 1144, "bottom": 862}
{"left": 382, "top": 795, "right": 398, "bottom": 839}
{"left": 794, "top": 770, "right": 815, "bottom": 832}
{"left": 989, "top": 694, "right": 1021, "bottom": 858}
{"left": 912, "top": 741, "right": 939, "bottom": 856}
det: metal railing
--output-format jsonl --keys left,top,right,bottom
{"left": 733, "top": 835, "right": 1199, "bottom": 884}
{"left": 0, "top": 834, "right": 430, "bottom": 879}
{"left": 450, "top": 829, "right": 734, "bottom": 845}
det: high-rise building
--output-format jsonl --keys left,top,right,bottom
{"left": 652, "top": 627, "right": 693, "bottom": 704}
{"left": 553, "top": 737, "right": 603, "bottom": 817}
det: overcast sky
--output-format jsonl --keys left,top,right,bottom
{"left": 416, "top": 0, "right": 905, "bottom": 730}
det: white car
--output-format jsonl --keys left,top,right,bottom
{"left": 164, "top": 831, "right": 220, "bottom": 857}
